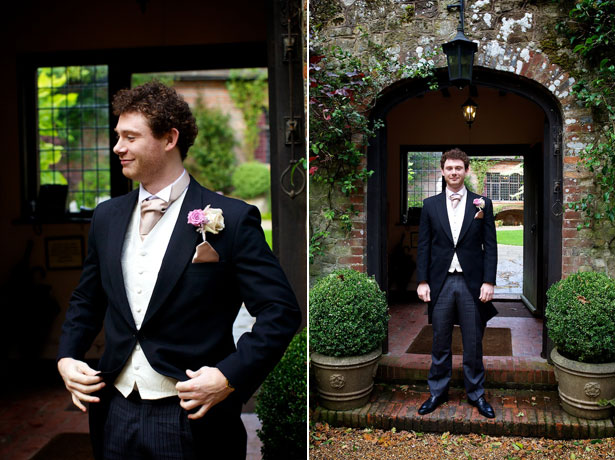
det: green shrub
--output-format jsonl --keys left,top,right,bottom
{"left": 309, "top": 268, "right": 388, "bottom": 357}
{"left": 187, "top": 99, "right": 237, "bottom": 194}
{"left": 546, "top": 271, "right": 615, "bottom": 363}
{"left": 255, "top": 328, "right": 306, "bottom": 460}
{"left": 231, "top": 161, "right": 270, "bottom": 199}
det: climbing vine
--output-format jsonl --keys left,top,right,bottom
{"left": 309, "top": 29, "right": 437, "bottom": 262}
{"left": 226, "top": 69, "right": 268, "bottom": 161}
{"left": 557, "top": 0, "right": 615, "bottom": 231}
{"left": 469, "top": 159, "right": 496, "bottom": 195}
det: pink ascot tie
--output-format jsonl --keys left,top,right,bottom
{"left": 139, "top": 173, "right": 190, "bottom": 240}
{"left": 450, "top": 193, "right": 462, "bottom": 209}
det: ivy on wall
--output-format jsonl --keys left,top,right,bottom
{"left": 558, "top": 0, "right": 615, "bottom": 234}
{"left": 309, "top": 26, "right": 437, "bottom": 262}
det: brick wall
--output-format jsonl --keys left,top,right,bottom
{"left": 309, "top": 0, "right": 615, "bottom": 282}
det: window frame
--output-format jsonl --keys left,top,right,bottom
{"left": 485, "top": 171, "right": 524, "bottom": 201}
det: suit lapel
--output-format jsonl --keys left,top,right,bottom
{"left": 458, "top": 191, "right": 477, "bottom": 244}
{"left": 143, "top": 177, "right": 202, "bottom": 325}
{"left": 435, "top": 192, "right": 454, "bottom": 244}
{"left": 107, "top": 190, "right": 139, "bottom": 328}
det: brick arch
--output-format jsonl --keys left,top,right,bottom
{"left": 365, "top": 66, "right": 564, "bottom": 356}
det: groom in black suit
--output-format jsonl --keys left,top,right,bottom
{"left": 57, "top": 81, "right": 301, "bottom": 459}
{"left": 416, "top": 148, "right": 497, "bottom": 419}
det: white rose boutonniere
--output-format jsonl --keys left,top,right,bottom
{"left": 202, "top": 206, "right": 224, "bottom": 235}
{"left": 187, "top": 205, "right": 225, "bottom": 241}
{"left": 473, "top": 197, "right": 485, "bottom": 219}
{"left": 187, "top": 206, "right": 224, "bottom": 263}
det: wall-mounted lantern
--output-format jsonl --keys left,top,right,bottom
{"left": 442, "top": 0, "right": 477, "bottom": 88}
{"left": 462, "top": 97, "right": 478, "bottom": 127}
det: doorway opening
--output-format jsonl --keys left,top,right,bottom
{"left": 396, "top": 146, "right": 529, "bottom": 302}
{"left": 367, "top": 67, "right": 563, "bottom": 358}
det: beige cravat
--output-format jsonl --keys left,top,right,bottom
{"left": 139, "top": 173, "right": 190, "bottom": 240}
{"left": 450, "top": 192, "right": 462, "bottom": 209}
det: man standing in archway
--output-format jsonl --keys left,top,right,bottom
{"left": 416, "top": 148, "right": 497, "bottom": 419}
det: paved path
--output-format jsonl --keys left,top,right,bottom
{"left": 496, "top": 244, "right": 523, "bottom": 296}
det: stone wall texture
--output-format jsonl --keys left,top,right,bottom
{"left": 310, "top": 0, "right": 615, "bottom": 283}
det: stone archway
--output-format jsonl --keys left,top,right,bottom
{"left": 366, "top": 66, "right": 564, "bottom": 357}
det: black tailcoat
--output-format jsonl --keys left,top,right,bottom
{"left": 58, "top": 176, "right": 301, "bottom": 404}
{"left": 416, "top": 190, "right": 498, "bottom": 325}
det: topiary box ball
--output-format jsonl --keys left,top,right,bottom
{"left": 545, "top": 271, "right": 615, "bottom": 364}
{"left": 309, "top": 268, "right": 389, "bottom": 357}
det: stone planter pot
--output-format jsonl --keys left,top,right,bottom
{"left": 311, "top": 347, "right": 382, "bottom": 410}
{"left": 551, "top": 347, "right": 615, "bottom": 420}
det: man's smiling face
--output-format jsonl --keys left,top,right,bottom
{"left": 441, "top": 158, "right": 468, "bottom": 191}
{"left": 113, "top": 111, "right": 170, "bottom": 186}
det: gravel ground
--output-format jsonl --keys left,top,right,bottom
{"left": 310, "top": 423, "right": 615, "bottom": 459}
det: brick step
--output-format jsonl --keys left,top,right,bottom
{"left": 377, "top": 354, "right": 557, "bottom": 390}
{"left": 312, "top": 384, "right": 615, "bottom": 439}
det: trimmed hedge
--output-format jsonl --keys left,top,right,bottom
{"left": 546, "top": 271, "right": 615, "bottom": 363}
{"left": 309, "top": 268, "right": 388, "bottom": 357}
{"left": 231, "top": 161, "right": 270, "bottom": 199}
{"left": 255, "top": 328, "right": 306, "bottom": 460}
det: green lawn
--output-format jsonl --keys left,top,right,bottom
{"left": 496, "top": 229, "right": 523, "bottom": 246}
{"left": 264, "top": 229, "right": 273, "bottom": 249}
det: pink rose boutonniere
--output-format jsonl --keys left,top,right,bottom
{"left": 187, "top": 206, "right": 224, "bottom": 263}
{"left": 473, "top": 197, "right": 485, "bottom": 219}
{"left": 187, "top": 205, "right": 225, "bottom": 241}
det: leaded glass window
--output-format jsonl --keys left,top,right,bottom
{"left": 485, "top": 172, "right": 524, "bottom": 201}
{"left": 406, "top": 151, "right": 443, "bottom": 208}
{"left": 36, "top": 65, "right": 110, "bottom": 212}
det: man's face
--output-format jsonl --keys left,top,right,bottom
{"left": 113, "top": 112, "right": 169, "bottom": 185}
{"left": 441, "top": 158, "right": 468, "bottom": 191}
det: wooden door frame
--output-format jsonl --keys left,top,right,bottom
{"left": 366, "top": 67, "right": 562, "bottom": 358}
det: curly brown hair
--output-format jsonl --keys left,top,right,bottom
{"left": 112, "top": 80, "right": 198, "bottom": 160}
{"left": 440, "top": 148, "right": 470, "bottom": 170}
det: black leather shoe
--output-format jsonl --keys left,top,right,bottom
{"left": 469, "top": 396, "right": 495, "bottom": 418}
{"left": 417, "top": 394, "right": 448, "bottom": 415}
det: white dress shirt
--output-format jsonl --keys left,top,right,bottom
{"left": 445, "top": 186, "right": 466, "bottom": 273}
{"left": 114, "top": 170, "right": 189, "bottom": 399}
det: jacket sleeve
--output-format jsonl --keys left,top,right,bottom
{"left": 215, "top": 205, "right": 301, "bottom": 402}
{"left": 482, "top": 198, "right": 497, "bottom": 284}
{"left": 57, "top": 208, "right": 108, "bottom": 361}
{"left": 416, "top": 200, "right": 432, "bottom": 284}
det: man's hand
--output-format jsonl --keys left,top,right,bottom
{"left": 176, "top": 366, "right": 234, "bottom": 420}
{"left": 417, "top": 282, "right": 431, "bottom": 303}
{"left": 57, "top": 357, "right": 105, "bottom": 412}
{"left": 479, "top": 283, "right": 495, "bottom": 303}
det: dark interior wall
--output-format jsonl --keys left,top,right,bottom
{"left": 0, "top": 0, "right": 266, "bottom": 359}
{"left": 385, "top": 85, "right": 545, "bottom": 291}
{"left": 12, "top": 1, "right": 266, "bottom": 52}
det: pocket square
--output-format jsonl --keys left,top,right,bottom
{"left": 192, "top": 241, "right": 220, "bottom": 263}
{"left": 474, "top": 210, "right": 484, "bottom": 219}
